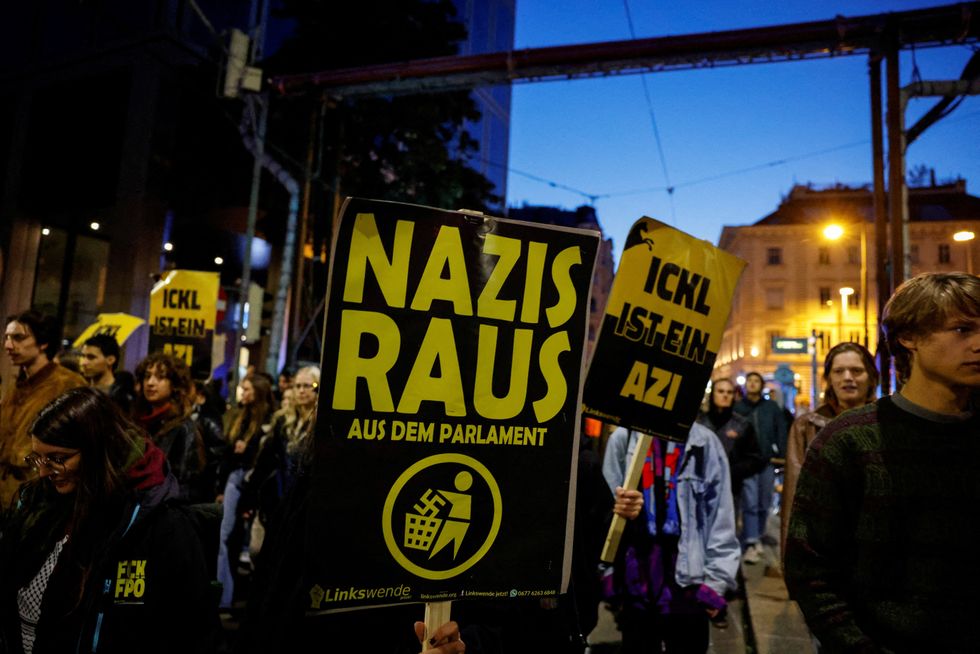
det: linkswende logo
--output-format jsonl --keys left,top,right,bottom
{"left": 383, "top": 454, "right": 502, "bottom": 581}
{"left": 309, "top": 583, "right": 412, "bottom": 609}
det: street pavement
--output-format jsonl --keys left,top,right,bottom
{"left": 587, "top": 589, "right": 746, "bottom": 654}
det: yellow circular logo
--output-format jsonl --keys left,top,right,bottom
{"left": 382, "top": 454, "right": 502, "bottom": 580}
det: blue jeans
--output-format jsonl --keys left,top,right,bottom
{"left": 218, "top": 468, "right": 244, "bottom": 609}
{"left": 740, "top": 464, "right": 775, "bottom": 546}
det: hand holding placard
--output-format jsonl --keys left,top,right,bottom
{"left": 600, "top": 433, "right": 652, "bottom": 563}
{"left": 417, "top": 602, "right": 462, "bottom": 654}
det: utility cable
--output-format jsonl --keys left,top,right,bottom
{"left": 494, "top": 139, "right": 871, "bottom": 205}
{"left": 623, "top": 0, "right": 677, "bottom": 223}
{"left": 605, "top": 140, "right": 870, "bottom": 197}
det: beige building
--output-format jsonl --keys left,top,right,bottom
{"left": 714, "top": 181, "right": 980, "bottom": 410}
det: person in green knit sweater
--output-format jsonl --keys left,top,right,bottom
{"left": 784, "top": 271, "right": 980, "bottom": 653}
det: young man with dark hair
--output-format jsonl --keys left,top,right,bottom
{"left": 80, "top": 333, "right": 136, "bottom": 413}
{"left": 80, "top": 333, "right": 120, "bottom": 389}
{"left": 785, "top": 272, "right": 980, "bottom": 652}
{"left": 733, "top": 370, "right": 787, "bottom": 563}
{"left": 0, "top": 310, "right": 85, "bottom": 506}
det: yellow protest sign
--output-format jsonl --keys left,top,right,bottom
{"left": 148, "top": 270, "right": 219, "bottom": 378}
{"left": 72, "top": 313, "right": 146, "bottom": 348}
{"left": 583, "top": 217, "right": 746, "bottom": 442}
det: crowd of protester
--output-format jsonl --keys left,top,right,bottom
{"left": 0, "top": 269, "right": 977, "bottom": 653}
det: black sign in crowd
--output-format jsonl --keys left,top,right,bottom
{"left": 308, "top": 199, "right": 600, "bottom": 610}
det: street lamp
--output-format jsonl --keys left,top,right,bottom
{"left": 953, "top": 230, "right": 975, "bottom": 274}
{"left": 822, "top": 224, "right": 844, "bottom": 240}
{"left": 823, "top": 223, "right": 868, "bottom": 348}
{"left": 839, "top": 286, "right": 854, "bottom": 343}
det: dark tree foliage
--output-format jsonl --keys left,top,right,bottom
{"left": 265, "top": 0, "right": 500, "bottom": 214}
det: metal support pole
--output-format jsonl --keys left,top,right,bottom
{"left": 869, "top": 53, "right": 891, "bottom": 395}
{"left": 230, "top": 0, "right": 268, "bottom": 395}
{"left": 810, "top": 329, "right": 819, "bottom": 410}
{"left": 860, "top": 224, "right": 868, "bottom": 349}
{"left": 231, "top": 94, "right": 267, "bottom": 394}
{"left": 886, "top": 47, "right": 907, "bottom": 293}
{"left": 290, "top": 107, "right": 318, "bottom": 368}
{"left": 838, "top": 293, "right": 844, "bottom": 345}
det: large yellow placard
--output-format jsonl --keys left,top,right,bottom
{"left": 149, "top": 270, "right": 219, "bottom": 338}
{"left": 583, "top": 217, "right": 746, "bottom": 441}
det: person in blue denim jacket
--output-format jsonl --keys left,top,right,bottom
{"left": 602, "top": 423, "right": 740, "bottom": 653}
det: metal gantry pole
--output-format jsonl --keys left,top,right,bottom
{"left": 886, "top": 47, "right": 907, "bottom": 294}
{"left": 869, "top": 53, "right": 891, "bottom": 395}
{"left": 231, "top": 94, "right": 267, "bottom": 394}
{"left": 230, "top": 0, "right": 268, "bottom": 395}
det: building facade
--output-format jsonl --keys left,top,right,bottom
{"left": 452, "top": 0, "right": 516, "bottom": 210}
{"left": 714, "top": 181, "right": 980, "bottom": 410}
{"left": 0, "top": 1, "right": 516, "bottom": 392}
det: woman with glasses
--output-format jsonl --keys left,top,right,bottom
{"left": 239, "top": 366, "right": 319, "bottom": 557}
{"left": 0, "top": 387, "right": 219, "bottom": 653}
{"left": 216, "top": 374, "right": 276, "bottom": 610}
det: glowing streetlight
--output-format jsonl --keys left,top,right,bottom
{"left": 822, "top": 222, "right": 868, "bottom": 347}
{"left": 41, "top": 228, "right": 50, "bottom": 236}
{"left": 954, "top": 231, "right": 975, "bottom": 274}
{"left": 89, "top": 221, "right": 100, "bottom": 231}
{"left": 163, "top": 242, "right": 174, "bottom": 252}
{"left": 214, "top": 256, "right": 224, "bottom": 265}
{"left": 823, "top": 224, "right": 844, "bottom": 240}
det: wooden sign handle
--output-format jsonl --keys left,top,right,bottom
{"left": 421, "top": 600, "right": 453, "bottom": 653}
{"left": 600, "top": 433, "right": 653, "bottom": 563}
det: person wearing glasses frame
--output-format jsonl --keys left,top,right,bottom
{"left": 0, "top": 387, "right": 221, "bottom": 653}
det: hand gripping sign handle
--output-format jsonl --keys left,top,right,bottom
{"left": 600, "top": 433, "right": 653, "bottom": 563}
{"left": 421, "top": 600, "right": 452, "bottom": 653}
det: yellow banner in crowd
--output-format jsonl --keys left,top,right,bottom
{"left": 149, "top": 270, "right": 218, "bottom": 337}
{"left": 72, "top": 313, "right": 146, "bottom": 348}
{"left": 583, "top": 217, "right": 746, "bottom": 442}
{"left": 148, "top": 270, "right": 219, "bottom": 377}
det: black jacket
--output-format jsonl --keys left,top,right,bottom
{"left": 139, "top": 408, "right": 207, "bottom": 502}
{"left": 697, "top": 409, "right": 767, "bottom": 495}
{"left": 0, "top": 441, "right": 220, "bottom": 654}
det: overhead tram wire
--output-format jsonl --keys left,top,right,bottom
{"left": 623, "top": 0, "right": 677, "bottom": 224}
{"left": 603, "top": 139, "right": 871, "bottom": 198}
{"left": 490, "top": 138, "right": 873, "bottom": 211}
